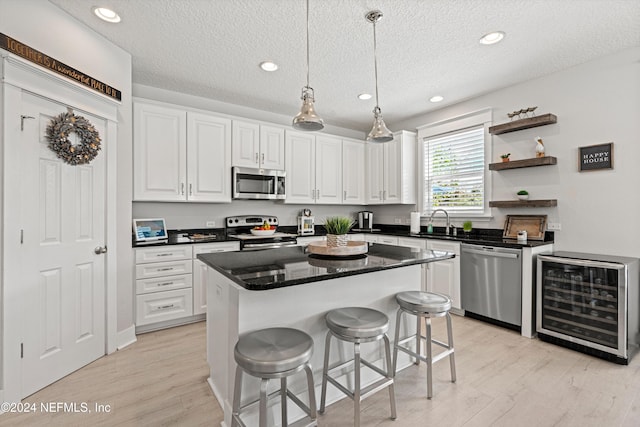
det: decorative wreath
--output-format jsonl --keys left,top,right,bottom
{"left": 45, "top": 111, "right": 101, "bottom": 165}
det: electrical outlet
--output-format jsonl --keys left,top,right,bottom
{"left": 206, "top": 221, "right": 216, "bottom": 228}
{"left": 547, "top": 223, "right": 561, "bottom": 230}
{"left": 394, "top": 218, "right": 402, "bottom": 224}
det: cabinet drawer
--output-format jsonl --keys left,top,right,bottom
{"left": 136, "top": 246, "right": 192, "bottom": 263}
{"left": 135, "top": 259, "right": 193, "bottom": 279}
{"left": 427, "top": 240, "right": 461, "bottom": 255}
{"left": 193, "top": 241, "right": 239, "bottom": 255}
{"left": 377, "top": 235, "right": 399, "bottom": 245}
{"left": 136, "top": 288, "right": 193, "bottom": 326}
{"left": 397, "top": 237, "right": 426, "bottom": 249}
{"left": 136, "top": 273, "right": 192, "bottom": 295}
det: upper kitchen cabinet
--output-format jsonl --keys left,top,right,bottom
{"left": 285, "top": 131, "right": 342, "bottom": 204}
{"left": 133, "top": 101, "right": 231, "bottom": 202}
{"left": 365, "top": 130, "right": 416, "bottom": 204}
{"left": 342, "top": 138, "right": 366, "bottom": 205}
{"left": 232, "top": 120, "right": 285, "bottom": 170}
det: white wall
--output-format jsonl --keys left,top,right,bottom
{"left": 0, "top": 0, "right": 134, "bottom": 335}
{"left": 383, "top": 47, "right": 640, "bottom": 258}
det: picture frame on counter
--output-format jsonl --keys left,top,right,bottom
{"left": 579, "top": 142, "right": 613, "bottom": 172}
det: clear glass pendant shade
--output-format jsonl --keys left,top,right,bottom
{"left": 367, "top": 107, "right": 394, "bottom": 142}
{"left": 292, "top": 86, "right": 324, "bottom": 131}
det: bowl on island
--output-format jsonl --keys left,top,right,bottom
{"left": 250, "top": 228, "right": 276, "bottom": 236}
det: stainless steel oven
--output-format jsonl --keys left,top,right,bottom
{"left": 232, "top": 167, "right": 286, "bottom": 200}
{"left": 225, "top": 215, "right": 297, "bottom": 251}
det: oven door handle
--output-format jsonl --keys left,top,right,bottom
{"left": 242, "top": 242, "right": 298, "bottom": 251}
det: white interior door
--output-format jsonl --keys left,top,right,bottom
{"left": 19, "top": 92, "right": 106, "bottom": 398}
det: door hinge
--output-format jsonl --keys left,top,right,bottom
{"left": 21, "top": 343, "right": 23, "bottom": 358}
{"left": 20, "top": 229, "right": 24, "bottom": 244}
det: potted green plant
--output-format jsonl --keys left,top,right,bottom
{"left": 500, "top": 153, "right": 511, "bottom": 162}
{"left": 324, "top": 216, "right": 354, "bottom": 247}
{"left": 462, "top": 221, "right": 473, "bottom": 234}
{"left": 516, "top": 190, "right": 529, "bottom": 200}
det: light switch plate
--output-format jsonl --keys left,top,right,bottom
{"left": 547, "top": 223, "right": 561, "bottom": 230}
{"left": 206, "top": 221, "right": 216, "bottom": 228}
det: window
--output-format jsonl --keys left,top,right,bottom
{"left": 423, "top": 126, "right": 485, "bottom": 215}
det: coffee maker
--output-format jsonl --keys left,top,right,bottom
{"left": 357, "top": 211, "right": 374, "bottom": 230}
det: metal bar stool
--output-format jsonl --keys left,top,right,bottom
{"left": 231, "top": 327, "right": 317, "bottom": 427}
{"left": 392, "top": 291, "right": 456, "bottom": 399}
{"left": 319, "top": 307, "right": 396, "bottom": 427}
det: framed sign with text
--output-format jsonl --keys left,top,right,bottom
{"left": 579, "top": 142, "right": 613, "bottom": 172}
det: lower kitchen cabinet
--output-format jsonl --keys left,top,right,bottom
{"left": 426, "top": 240, "right": 461, "bottom": 311}
{"left": 135, "top": 241, "right": 239, "bottom": 332}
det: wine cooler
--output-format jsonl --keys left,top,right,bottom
{"left": 537, "top": 251, "right": 640, "bottom": 364}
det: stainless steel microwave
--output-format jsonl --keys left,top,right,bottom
{"left": 232, "top": 167, "right": 286, "bottom": 200}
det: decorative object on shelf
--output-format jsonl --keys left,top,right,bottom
{"left": 500, "top": 153, "right": 511, "bottom": 162}
{"left": 298, "top": 209, "right": 315, "bottom": 235}
{"left": 462, "top": 221, "right": 473, "bottom": 235}
{"left": 292, "top": 0, "right": 324, "bottom": 131}
{"left": 45, "top": 109, "right": 101, "bottom": 165}
{"left": 517, "top": 190, "right": 529, "bottom": 200}
{"left": 324, "top": 216, "right": 355, "bottom": 247}
{"left": 579, "top": 142, "right": 613, "bottom": 172}
{"left": 488, "top": 113, "right": 557, "bottom": 135}
{"left": 507, "top": 106, "right": 538, "bottom": 120}
{"left": 535, "top": 136, "right": 545, "bottom": 158}
{"left": 503, "top": 214, "right": 547, "bottom": 240}
{"left": 365, "top": 10, "right": 393, "bottom": 143}
{"left": 517, "top": 230, "right": 528, "bottom": 243}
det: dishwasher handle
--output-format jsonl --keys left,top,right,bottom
{"left": 461, "top": 246, "right": 520, "bottom": 259}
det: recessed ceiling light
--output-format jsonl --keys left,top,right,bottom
{"left": 358, "top": 93, "right": 372, "bottom": 100}
{"left": 93, "top": 7, "right": 121, "bottom": 23}
{"left": 429, "top": 95, "right": 444, "bottom": 103}
{"left": 259, "top": 61, "right": 278, "bottom": 72}
{"left": 479, "top": 31, "right": 505, "bottom": 45}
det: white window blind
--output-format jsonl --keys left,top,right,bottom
{"left": 423, "top": 126, "right": 485, "bottom": 215}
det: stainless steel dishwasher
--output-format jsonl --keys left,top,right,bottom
{"left": 461, "top": 244, "right": 522, "bottom": 328}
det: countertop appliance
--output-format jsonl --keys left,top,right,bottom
{"left": 226, "top": 215, "right": 297, "bottom": 251}
{"left": 353, "top": 211, "right": 379, "bottom": 232}
{"left": 537, "top": 252, "right": 640, "bottom": 364}
{"left": 461, "top": 243, "right": 522, "bottom": 329}
{"left": 232, "top": 167, "right": 286, "bottom": 200}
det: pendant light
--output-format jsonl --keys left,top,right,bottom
{"left": 365, "top": 10, "right": 393, "bottom": 143}
{"left": 292, "top": 0, "right": 324, "bottom": 131}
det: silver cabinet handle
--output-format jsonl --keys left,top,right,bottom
{"left": 255, "top": 153, "right": 259, "bottom": 164}
{"left": 155, "top": 253, "right": 173, "bottom": 257}
{"left": 157, "top": 267, "right": 174, "bottom": 272}
{"left": 94, "top": 246, "right": 107, "bottom": 254}
{"left": 189, "top": 183, "right": 193, "bottom": 195}
{"left": 156, "top": 281, "right": 174, "bottom": 287}
{"left": 156, "top": 304, "right": 175, "bottom": 310}
{"left": 344, "top": 190, "right": 347, "bottom": 200}
{"left": 181, "top": 183, "right": 185, "bottom": 195}
{"left": 261, "top": 153, "right": 265, "bottom": 164}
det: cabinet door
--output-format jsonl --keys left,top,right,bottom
{"left": 343, "top": 139, "right": 365, "bottom": 204}
{"left": 193, "top": 242, "right": 240, "bottom": 315}
{"left": 426, "top": 240, "right": 461, "bottom": 309}
{"left": 133, "top": 102, "right": 187, "bottom": 201}
{"left": 315, "top": 135, "right": 343, "bottom": 204}
{"left": 384, "top": 138, "right": 401, "bottom": 203}
{"left": 232, "top": 120, "right": 260, "bottom": 168}
{"left": 187, "top": 112, "right": 232, "bottom": 202}
{"left": 285, "top": 131, "right": 316, "bottom": 203}
{"left": 260, "top": 125, "right": 285, "bottom": 170}
{"left": 365, "top": 143, "right": 385, "bottom": 204}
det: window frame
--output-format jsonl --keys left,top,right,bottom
{"left": 416, "top": 108, "right": 493, "bottom": 220}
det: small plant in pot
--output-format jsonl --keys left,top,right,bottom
{"left": 500, "top": 153, "right": 511, "bottom": 162}
{"left": 517, "top": 190, "right": 529, "bottom": 200}
{"left": 462, "top": 221, "right": 473, "bottom": 234}
{"left": 324, "top": 216, "right": 354, "bottom": 247}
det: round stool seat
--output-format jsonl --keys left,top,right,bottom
{"left": 325, "top": 307, "right": 389, "bottom": 339}
{"left": 396, "top": 291, "right": 452, "bottom": 313}
{"left": 234, "top": 327, "right": 313, "bottom": 375}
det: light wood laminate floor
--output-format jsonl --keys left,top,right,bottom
{"left": 2, "top": 315, "right": 640, "bottom": 426}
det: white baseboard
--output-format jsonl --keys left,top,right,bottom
{"left": 116, "top": 324, "right": 137, "bottom": 350}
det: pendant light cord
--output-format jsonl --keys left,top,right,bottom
{"left": 305, "top": 0, "right": 310, "bottom": 89}
{"left": 372, "top": 18, "right": 380, "bottom": 111}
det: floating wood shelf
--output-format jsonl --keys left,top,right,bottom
{"left": 489, "top": 113, "right": 557, "bottom": 135}
{"left": 489, "top": 199, "right": 558, "bottom": 208}
{"left": 489, "top": 156, "right": 557, "bottom": 171}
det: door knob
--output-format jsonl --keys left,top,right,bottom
{"left": 94, "top": 246, "right": 107, "bottom": 254}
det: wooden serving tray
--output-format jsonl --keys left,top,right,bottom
{"left": 307, "top": 240, "right": 368, "bottom": 257}
{"left": 503, "top": 215, "right": 547, "bottom": 240}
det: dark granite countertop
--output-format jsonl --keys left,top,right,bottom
{"left": 197, "top": 243, "right": 454, "bottom": 290}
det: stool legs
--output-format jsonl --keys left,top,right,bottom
{"left": 280, "top": 378, "right": 287, "bottom": 426}
{"left": 231, "top": 366, "right": 243, "bottom": 427}
{"left": 259, "top": 378, "right": 269, "bottom": 427}
{"left": 425, "top": 317, "right": 433, "bottom": 399}
{"left": 383, "top": 334, "right": 397, "bottom": 420}
{"left": 446, "top": 312, "right": 457, "bottom": 383}
{"left": 353, "top": 342, "right": 361, "bottom": 427}
{"left": 319, "top": 330, "right": 332, "bottom": 414}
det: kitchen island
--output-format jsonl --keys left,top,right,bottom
{"left": 198, "top": 243, "right": 454, "bottom": 426}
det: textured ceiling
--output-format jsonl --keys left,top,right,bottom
{"left": 50, "top": 0, "right": 640, "bottom": 133}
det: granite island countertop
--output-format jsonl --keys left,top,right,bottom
{"left": 197, "top": 243, "right": 454, "bottom": 290}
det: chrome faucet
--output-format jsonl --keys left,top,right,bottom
{"left": 429, "top": 209, "right": 450, "bottom": 235}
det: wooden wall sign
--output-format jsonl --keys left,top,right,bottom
{"left": 0, "top": 32, "right": 122, "bottom": 101}
{"left": 579, "top": 142, "right": 613, "bottom": 172}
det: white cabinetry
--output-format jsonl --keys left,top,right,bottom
{"left": 232, "top": 120, "right": 285, "bottom": 170}
{"left": 365, "top": 130, "right": 416, "bottom": 204}
{"left": 342, "top": 139, "right": 366, "bottom": 205}
{"left": 285, "top": 131, "right": 342, "bottom": 204}
{"left": 133, "top": 101, "right": 231, "bottom": 202}
{"left": 426, "top": 240, "right": 461, "bottom": 310}
{"left": 193, "top": 242, "right": 239, "bottom": 315}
